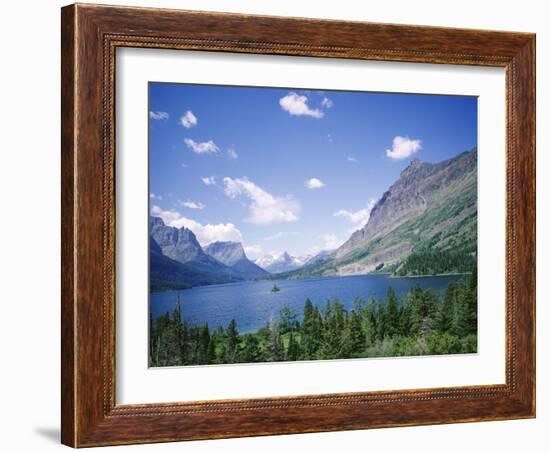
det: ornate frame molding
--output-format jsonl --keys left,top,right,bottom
{"left": 62, "top": 4, "right": 535, "bottom": 447}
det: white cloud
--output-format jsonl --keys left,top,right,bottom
{"left": 244, "top": 244, "right": 264, "bottom": 260}
{"left": 304, "top": 178, "right": 326, "bottom": 189}
{"left": 151, "top": 205, "right": 242, "bottom": 246}
{"left": 149, "top": 193, "right": 162, "bottom": 200}
{"left": 279, "top": 92, "right": 324, "bottom": 118}
{"left": 319, "top": 233, "right": 343, "bottom": 250}
{"left": 321, "top": 97, "right": 334, "bottom": 108}
{"left": 223, "top": 177, "right": 299, "bottom": 225}
{"left": 264, "top": 231, "right": 298, "bottom": 241}
{"left": 149, "top": 111, "right": 169, "bottom": 120}
{"left": 180, "top": 110, "right": 197, "bottom": 128}
{"left": 180, "top": 200, "right": 205, "bottom": 210}
{"left": 227, "top": 148, "right": 238, "bottom": 159}
{"left": 201, "top": 176, "right": 216, "bottom": 186}
{"left": 347, "top": 156, "right": 358, "bottom": 163}
{"left": 385, "top": 136, "right": 422, "bottom": 160}
{"left": 184, "top": 138, "right": 219, "bottom": 154}
{"left": 334, "top": 199, "right": 377, "bottom": 229}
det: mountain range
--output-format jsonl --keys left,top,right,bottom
{"left": 253, "top": 250, "right": 335, "bottom": 273}
{"left": 150, "top": 148, "right": 477, "bottom": 290}
{"left": 150, "top": 217, "right": 266, "bottom": 291}
{"left": 254, "top": 252, "right": 311, "bottom": 273}
{"left": 204, "top": 241, "right": 268, "bottom": 279}
{"left": 282, "top": 148, "right": 477, "bottom": 279}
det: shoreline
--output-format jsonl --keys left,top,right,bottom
{"left": 388, "top": 271, "right": 470, "bottom": 279}
{"left": 150, "top": 271, "right": 468, "bottom": 294}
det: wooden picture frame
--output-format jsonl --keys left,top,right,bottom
{"left": 61, "top": 3, "right": 535, "bottom": 447}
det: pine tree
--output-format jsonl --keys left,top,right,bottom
{"left": 435, "top": 281, "right": 456, "bottom": 332}
{"left": 207, "top": 332, "right": 217, "bottom": 363}
{"left": 278, "top": 306, "right": 299, "bottom": 334}
{"left": 171, "top": 294, "right": 189, "bottom": 365}
{"left": 226, "top": 319, "right": 239, "bottom": 363}
{"left": 319, "top": 299, "right": 345, "bottom": 359}
{"left": 341, "top": 323, "right": 353, "bottom": 358}
{"left": 407, "top": 285, "right": 427, "bottom": 336}
{"left": 451, "top": 279, "right": 477, "bottom": 337}
{"left": 363, "top": 300, "right": 377, "bottom": 344}
{"left": 375, "top": 304, "right": 387, "bottom": 341}
{"left": 198, "top": 324, "right": 211, "bottom": 364}
{"left": 399, "top": 301, "right": 412, "bottom": 336}
{"left": 348, "top": 309, "right": 365, "bottom": 354}
{"left": 385, "top": 287, "right": 400, "bottom": 337}
{"left": 301, "top": 298, "right": 316, "bottom": 359}
{"left": 149, "top": 310, "right": 155, "bottom": 365}
{"left": 285, "top": 332, "right": 301, "bottom": 361}
{"left": 240, "top": 334, "right": 262, "bottom": 362}
{"left": 267, "top": 320, "right": 284, "bottom": 362}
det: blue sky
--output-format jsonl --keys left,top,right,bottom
{"left": 149, "top": 82, "right": 477, "bottom": 260}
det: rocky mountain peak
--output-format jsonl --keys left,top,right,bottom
{"left": 401, "top": 158, "right": 422, "bottom": 176}
{"left": 150, "top": 216, "right": 205, "bottom": 264}
{"left": 204, "top": 241, "right": 268, "bottom": 278}
{"left": 254, "top": 251, "right": 310, "bottom": 274}
{"left": 335, "top": 148, "right": 477, "bottom": 261}
{"left": 204, "top": 241, "right": 246, "bottom": 266}
{"left": 150, "top": 216, "right": 164, "bottom": 227}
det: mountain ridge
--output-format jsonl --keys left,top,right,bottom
{"left": 149, "top": 217, "right": 243, "bottom": 290}
{"left": 255, "top": 251, "right": 311, "bottom": 274}
{"left": 149, "top": 236, "right": 242, "bottom": 291}
{"left": 204, "top": 241, "right": 269, "bottom": 279}
{"left": 279, "top": 148, "right": 477, "bottom": 279}
{"left": 150, "top": 218, "right": 272, "bottom": 290}
{"left": 149, "top": 148, "right": 477, "bottom": 289}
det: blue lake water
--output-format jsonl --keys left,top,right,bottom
{"left": 150, "top": 274, "right": 464, "bottom": 333}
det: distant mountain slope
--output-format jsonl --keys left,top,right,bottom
{"left": 303, "top": 250, "right": 335, "bottom": 267}
{"left": 204, "top": 241, "right": 269, "bottom": 279}
{"left": 151, "top": 216, "right": 217, "bottom": 267}
{"left": 149, "top": 217, "right": 243, "bottom": 291}
{"left": 255, "top": 251, "right": 309, "bottom": 274}
{"left": 284, "top": 148, "right": 477, "bottom": 278}
{"left": 149, "top": 237, "right": 241, "bottom": 291}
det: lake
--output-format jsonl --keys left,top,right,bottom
{"left": 150, "top": 274, "right": 465, "bottom": 333}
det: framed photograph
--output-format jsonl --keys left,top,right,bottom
{"left": 61, "top": 3, "right": 536, "bottom": 447}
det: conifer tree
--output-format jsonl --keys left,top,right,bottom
{"left": 267, "top": 320, "right": 284, "bottom": 362}
{"left": 435, "top": 281, "right": 456, "bottom": 332}
{"left": 301, "top": 298, "right": 317, "bottom": 359}
{"left": 278, "top": 306, "right": 299, "bottom": 334}
{"left": 285, "top": 333, "right": 301, "bottom": 361}
{"left": 363, "top": 300, "right": 377, "bottom": 344}
{"left": 375, "top": 304, "right": 387, "bottom": 341}
{"left": 207, "top": 331, "right": 217, "bottom": 363}
{"left": 198, "top": 324, "right": 211, "bottom": 364}
{"left": 241, "top": 334, "right": 262, "bottom": 363}
{"left": 348, "top": 309, "right": 365, "bottom": 354}
{"left": 319, "top": 299, "right": 345, "bottom": 358}
{"left": 385, "top": 287, "right": 400, "bottom": 337}
{"left": 226, "top": 319, "right": 239, "bottom": 363}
